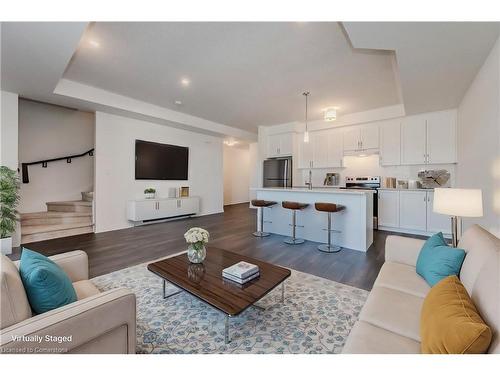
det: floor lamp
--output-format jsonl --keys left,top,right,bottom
{"left": 433, "top": 188, "right": 483, "bottom": 247}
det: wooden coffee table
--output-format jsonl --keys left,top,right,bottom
{"left": 147, "top": 247, "right": 291, "bottom": 343}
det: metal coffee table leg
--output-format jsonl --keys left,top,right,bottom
{"left": 225, "top": 315, "right": 231, "bottom": 344}
{"left": 163, "top": 279, "right": 182, "bottom": 299}
{"left": 281, "top": 281, "right": 285, "bottom": 303}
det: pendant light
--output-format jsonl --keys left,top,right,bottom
{"left": 303, "top": 91, "right": 310, "bottom": 143}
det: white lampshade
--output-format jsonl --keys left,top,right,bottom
{"left": 324, "top": 108, "right": 337, "bottom": 122}
{"left": 433, "top": 188, "right": 483, "bottom": 217}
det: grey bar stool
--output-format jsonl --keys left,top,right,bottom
{"left": 282, "top": 201, "right": 309, "bottom": 245}
{"left": 251, "top": 199, "right": 277, "bottom": 237}
{"left": 315, "top": 202, "right": 345, "bottom": 253}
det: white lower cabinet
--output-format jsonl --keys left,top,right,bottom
{"left": 378, "top": 190, "right": 451, "bottom": 236}
{"left": 399, "top": 191, "right": 427, "bottom": 231}
{"left": 426, "top": 191, "right": 451, "bottom": 234}
{"left": 127, "top": 197, "right": 200, "bottom": 223}
{"left": 378, "top": 190, "right": 399, "bottom": 228}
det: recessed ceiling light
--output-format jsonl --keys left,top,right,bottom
{"left": 89, "top": 40, "right": 100, "bottom": 48}
{"left": 174, "top": 100, "right": 183, "bottom": 106}
{"left": 180, "top": 78, "right": 190, "bottom": 87}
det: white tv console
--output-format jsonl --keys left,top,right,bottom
{"left": 127, "top": 196, "right": 200, "bottom": 224}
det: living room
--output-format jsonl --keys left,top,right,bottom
{"left": 1, "top": 0, "right": 500, "bottom": 373}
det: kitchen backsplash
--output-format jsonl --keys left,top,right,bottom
{"left": 299, "top": 155, "right": 456, "bottom": 187}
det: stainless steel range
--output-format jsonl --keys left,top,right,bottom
{"left": 340, "top": 176, "right": 381, "bottom": 229}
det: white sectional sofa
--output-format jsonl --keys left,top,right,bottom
{"left": 343, "top": 224, "right": 500, "bottom": 354}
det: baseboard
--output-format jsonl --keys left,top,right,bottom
{"left": 378, "top": 226, "right": 452, "bottom": 238}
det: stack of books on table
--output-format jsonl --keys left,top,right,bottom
{"left": 222, "top": 261, "right": 260, "bottom": 284}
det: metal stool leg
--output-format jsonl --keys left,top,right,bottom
{"left": 253, "top": 206, "right": 270, "bottom": 237}
{"left": 318, "top": 212, "right": 341, "bottom": 253}
{"left": 284, "top": 209, "right": 305, "bottom": 245}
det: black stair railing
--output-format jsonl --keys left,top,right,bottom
{"left": 21, "top": 148, "right": 94, "bottom": 183}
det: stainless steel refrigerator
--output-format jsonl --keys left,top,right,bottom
{"left": 263, "top": 157, "right": 292, "bottom": 188}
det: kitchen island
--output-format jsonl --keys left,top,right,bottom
{"left": 252, "top": 187, "right": 374, "bottom": 252}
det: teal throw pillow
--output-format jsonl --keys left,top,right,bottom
{"left": 416, "top": 232, "right": 466, "bottom": 287}
{"left": 19, "top": 248, "right": 77, "bottom": 314}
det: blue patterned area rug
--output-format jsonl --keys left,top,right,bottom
{"left": 92, "top": 255, "right": 368, "bottom": 354}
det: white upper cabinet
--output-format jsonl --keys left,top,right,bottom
{"left": 399, "top": 190, "right": 428, "bottom": 231}
{"left": 297, "top": 128, "right": 344, "bottom": 169}
{"left": 426, "top": 191, "right": 451, "bottom": 234}
{"left": 266, "top": 132, "right": 293, "bottom": 158}
{"left": 267, "top": 134, "right": 281, "bottom": 157}
{"left": 401, "top": 110, "right": 457, "bottom": 166}
{"left": 327, "top": 128, "right": 344, "bottom": 167}
{"left": 378, "top": 190, "right": 399, "bottom": 228}
{"left": 401, "top": 115, "right": 427, "bottom": 165}
{"left": 279, "top": 132, "right": 293, "bottom": 156}
{"left": 360, "top": 125, "right": 379, "bottom": 150}
{"left": 426, "top": 110, "right": 457, "bottom": 164}
{"left": 343, "top": 127, "right": 361, "bottom": 152}
{"left": 297, "top": 137, "right": 314, "bottom": 169}
{"left": 311, "top": 130, "right": 329, "bottom": 168}
{"left": 380, "top": 120, "right": 401, "bottom": 166}
{"left": 343, "top": 124, "right": 379, "bottom": 153}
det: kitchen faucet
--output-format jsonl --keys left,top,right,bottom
{"left": 305, "top": 169, "right": 313, "bottom": 190}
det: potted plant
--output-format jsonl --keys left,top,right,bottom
{"left": 144, "top": 188, "right": 156, "bottom": 199}
{"left": 0, "top": 166, "right": 20, "bottom": 255}
{"left": 184, "top": 227, "right": 209, "bottom": 263}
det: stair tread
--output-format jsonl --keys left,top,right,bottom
{"left": 21, "top": 226, "right": 94, "bottom": 244}
{"left": 21, "top": 222, "right": 93, "bottom": 235}
{"left": 46, "top": 200, "right": 92, "bottom": 206}
{"left": 21, "top": 211, "right": 92, "bottom": 219}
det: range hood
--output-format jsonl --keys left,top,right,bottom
{"left": 343, "top": 148, "right": 379, "bottom": 157}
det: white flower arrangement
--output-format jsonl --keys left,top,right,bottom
{"left": 184, "top": 227, "right": 209, "bottom": 250}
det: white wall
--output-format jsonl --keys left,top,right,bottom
{"left": 223, "top": 144, "right": 251, "bottom": 205}
{"left": 18, "top": 100, "right": 95, "bottom": 213}
{"left": 1, "top": 91, "right": 19, "bottom": 170}
{"left": 248, "top": 142, "right": 259, "bottom": 203}
{"left": 0, "top": 91, "right": 20, "bottom": 247}
{"left": 457, "top": 36, "right": 500, "bottom": 236}
{"left": 94, "top": 112, "right": 224, "bottom": 233}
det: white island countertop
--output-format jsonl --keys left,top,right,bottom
{"left": 251, "top": 187, "right": 375, "bottom": 195}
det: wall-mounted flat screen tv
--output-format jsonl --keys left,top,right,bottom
{"left": 135, "top": 139, "right": 189, "bottom": 180}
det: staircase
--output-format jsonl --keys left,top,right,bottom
{"left": 21, "top": 192, "right": 94, "bottom": 244}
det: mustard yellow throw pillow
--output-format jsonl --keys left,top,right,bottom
{"left": 420, "top": 275, "right": 492, "bottom": 354}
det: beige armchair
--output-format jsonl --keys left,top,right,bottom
{"left": 1, "top": 251, "right": 136, "bottom": 354}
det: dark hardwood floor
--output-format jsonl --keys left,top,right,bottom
{"left": 9, "top": 203, "right": 426, "bottom": 291}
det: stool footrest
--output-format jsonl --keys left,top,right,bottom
{"left": 322, "top": 229, "right": 341, "bottom": 233}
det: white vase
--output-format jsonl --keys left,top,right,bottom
{"left": 187, "top": 243, "right": 206, "bottom": 263}
{"left": 1, "top": 237, "right": 12, "bottom": 255}
{"left": 145, "top": 193, "right": 155, "bottom": 199}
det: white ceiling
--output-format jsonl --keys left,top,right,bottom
{"left": 343, "top": 22, "right": 500, "bottom": 114}
{"left": 2, "top": 22, "right": 500, "bottom": 139}
{"left": 63, "top": 22, "right": 401, "bottom": 131}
